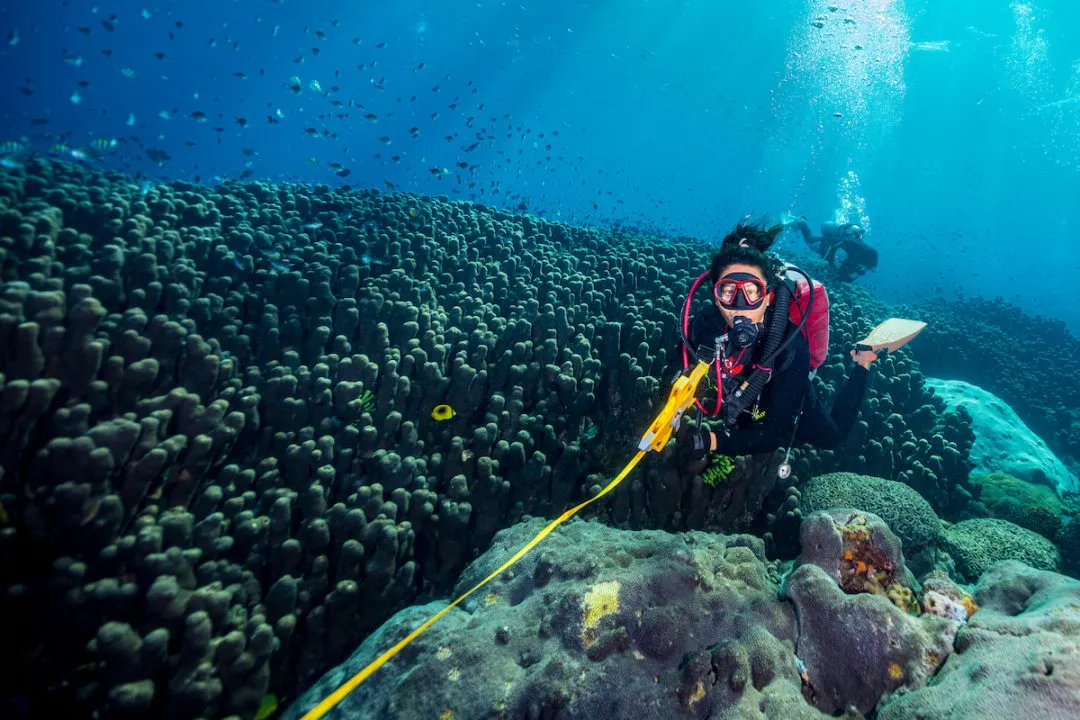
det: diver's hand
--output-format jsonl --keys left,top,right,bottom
{"left": 677, "top": 423, "right": 714, "bottom": 468}
{"left": 850, "top": 348, "right": 878, "bottom": 369}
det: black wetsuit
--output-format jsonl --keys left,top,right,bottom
{"left": 794, "top": 220, "right": 878, "bottom": 282}
{"left": 683, "top": 304, "right": 870, "bottom": 454}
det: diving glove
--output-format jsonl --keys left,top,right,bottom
{"left": 677, "top": 423, "right": 715, "bottom": 466}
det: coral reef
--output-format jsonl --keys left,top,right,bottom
{"left": 941, "top": 518, "right": 1062, "bottom": 583}
{"left": 290, "top": 511, "right": 1080, "bottom": 720}
{"left": 798, "top": 472, "right": 941, "bottom": 558}
{"left": 287, "top": 518, "right": 823, "bottom": 720}
{"left": 925, "top": 378, "right": 1078, "bottom": 496}
{"left": 784, "top": 509, "right": 956, "bottom": 714}
{"left": 797, "top": 509, "right": 917, "bottom": 609}
{"left": 1055, "top": 515, "right": 1080, "bottom": 577}
{"left": 0, "top": 158, "right": 987, "bottom": 716}
{"left": 902, "top": 295, "right": 1080, "bottom": 473}
{"left": 968, "top": 471, "right": 1065, "bottom": 539}
{"left": 877, "top": 561, "right": 1080, "bottom": 720}
{"left": 702, "top": 454, "right": 735, "bottom": 487}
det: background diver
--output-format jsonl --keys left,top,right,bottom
{"left": 790, "top": 216, "right": 878, "bottom": 282}
{"left": 675, "top": 219, "right": 880, "bottom": 469}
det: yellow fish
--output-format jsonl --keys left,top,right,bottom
{"left": 254, "top": 694, "right": 278, "bottom": 720}
{"left": 432, "top": 404, "right": 456, "bottom": 421}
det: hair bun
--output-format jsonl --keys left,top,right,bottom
{"left": 711, "top": 218, "right": 786, "bottom": 286}
{"left": 722, "top": 220, "right": 781, "bottom": 253}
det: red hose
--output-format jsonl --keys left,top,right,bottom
{"left": 682, "top": 270, "right": 723, "bottom": 416}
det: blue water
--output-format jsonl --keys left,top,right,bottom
{"left": 2, "top": 0, "right": 1079, "bottom": 328}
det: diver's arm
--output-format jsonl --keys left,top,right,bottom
{"left": 794, "top": 219, "right": 816, "bottom": 245}
{"left": 795, "top": 365, "right": 870, "bottom": 449}
{"left": 710, "top": 341, "right": 810, "bottom": 456}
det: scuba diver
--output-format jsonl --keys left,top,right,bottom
{"left": 792, "top": 216, "right": 878, "bottom": 282}
{"left": 675, "top": 220, "right": 879, "bottom": 468}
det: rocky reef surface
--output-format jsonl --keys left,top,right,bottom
{"left": 290, "top": 514, "right": 1080, "bottom": 719}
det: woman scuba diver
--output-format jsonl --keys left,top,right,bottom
{"left": 675, "top": 219, "right": 879, "bottom": 469}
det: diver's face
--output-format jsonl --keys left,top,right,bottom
{"left": 714, "top": 262, "right": 770, "bottom": 327}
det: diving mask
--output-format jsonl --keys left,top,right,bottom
{"left": 714, "top": 272, "right": 767, "bottom": 310}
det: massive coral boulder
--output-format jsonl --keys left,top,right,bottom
{"left": 877, "top": 561, "right": 1080, "bottom": 720}
{"left": 287, "top": 517, "right": 830, "bottom": 720}
{"left": 968, "top": 471, "right": 1065, "bottom": 539}
{"left": 941, "top": 518, "right": 1061, "bottom": 583}
{"left": 784, "top": 510, "right": 957, "bottom": 715}
{"left": 904, "top": 296, "right": 1080, "bottom": 474}
{"left": 799, "top": 472, "right": 941, "bottom": 574}
{"left": 925, "top": 377, "right": 1078, "bottom": 496}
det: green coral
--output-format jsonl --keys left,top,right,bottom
{"left": 358, "top": 388, "right": 375, "bottom": 414}
{"left": 941, "top": 518, "right": 1061, "bottom": 582}
{"left": 968, "top": 471, "right": 1064, "bottom": 539}
{"left": 702, "top": 455, "right": 735, "bottom": 487}
{"left": 801, "top": 472, "right": 941, "bottom": 552}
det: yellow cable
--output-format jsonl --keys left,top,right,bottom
{"left": 299, "top": 450, "right": 646, "bottom": 720}
{"left": 299, "top": 360, "right": 710, "bottom": 720}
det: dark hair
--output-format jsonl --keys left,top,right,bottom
{"left": 710, "top": 218, "right": 786, "bottom": 286}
